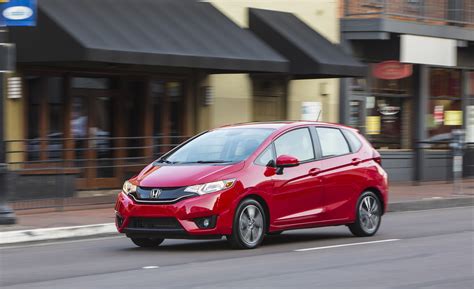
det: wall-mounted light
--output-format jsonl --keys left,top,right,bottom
{"left": 201, "top": 86, "right": 213, "bottom": 106}
{"left": 7, "top": 76, "right": 21, "bottom": 99}
{"left": 319, "top": 82, "right": 329, "bottom": 96}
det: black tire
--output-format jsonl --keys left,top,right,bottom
{"left": 130, "top": 237, "right": 164, "bottom": 248}
{"left": 348, "top": 191, "right": 382, "bottom": 237}
{"left": 227, "top": 198, "right": 266, "bottom": 249}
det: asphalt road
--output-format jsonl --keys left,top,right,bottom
{"left": 1, "top": 207, "right": 473, "bottom": 289}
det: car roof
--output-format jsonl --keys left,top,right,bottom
{"left": 217, "top": 121, "right": 357, "bottom": 131}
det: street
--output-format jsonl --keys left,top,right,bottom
{"left": 1, "top": 207, "right": 473, "bottom": 289}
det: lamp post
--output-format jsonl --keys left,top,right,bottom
{"left": 0, "top": 21, "right": 16, "bottom": 224}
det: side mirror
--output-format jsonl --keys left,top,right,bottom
{"left": 275, "top": 155, "right": 299, "bottom": 175}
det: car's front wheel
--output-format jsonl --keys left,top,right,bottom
{"left": 130, "top": 237, "right": 164, "bottom": 248}
{"left": 228, "top": 199, "right": 266, "bottom": 249}
{"left": 348, "top": 191, "right": 382, "bottom": 237}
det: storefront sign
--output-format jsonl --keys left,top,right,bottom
{"left": 1, "top": 0, "right": 36, "bottom": 26}
{"left": 301, "top": 102, "right": 322, "bottom": 121}
{"left": 366, "top": 116, "right": 381, "bottom": 135}
{"left": 372, "top": 61, "right": 412, "bottom": 80}
{"left": 400, "top": 35, "right": 456, "bottom": 67}
{"left": 444, "top": 110, "right": 463, "bottom": 126}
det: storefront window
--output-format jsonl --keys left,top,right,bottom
{"left": 427, "top": 69, "right": 463, "bottom": 141}
{"left": 364, "top": 62, "right": 413, "bottom": 149}
{"left": 26, "top": 76, "right": 66, "bottom": 160}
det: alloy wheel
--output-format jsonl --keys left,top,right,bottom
{"left": 238, "top": 204, "right": 264, "bottom": 247}
{"left": 358, "top": 195, "right": 380, "bottom": 234}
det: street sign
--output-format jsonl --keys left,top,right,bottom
{"left": 1, "top": 0, "right": 36, "bottom": 26}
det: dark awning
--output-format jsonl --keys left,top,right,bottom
{"left": 249, "top": 8, "right": 367, "bottom": 78}
{"left": 10, "top": 0, "right": 288, "bottom": 73}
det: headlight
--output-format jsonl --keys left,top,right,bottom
{"left": 184, "top": 179, "right": 236, "bottom": 195}
{"left": 122, "top": 180, "right": 137, "bottom": 195}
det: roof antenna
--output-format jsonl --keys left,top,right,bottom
{"left": 316, "top": 109, "right": 322, "bottom": 121}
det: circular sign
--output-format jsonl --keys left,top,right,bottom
{"left": 2, "top": 6, "right": 34, "bottom": 21}
{"left": 372, "top": 60, "right": 412, "bottom": 80}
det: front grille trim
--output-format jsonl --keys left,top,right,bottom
{"left": 127, "top": 217, "right": 182, "bottom": 230}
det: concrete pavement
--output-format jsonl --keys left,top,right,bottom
{"left": 0, "top": 207, "right": 472, "bottom": 288}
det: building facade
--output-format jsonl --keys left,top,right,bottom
{"left": 339, "top": 0, "right": 474, "bottom": 181}
{"left": 2, "top": 0, "right": 364, "bottom": 195}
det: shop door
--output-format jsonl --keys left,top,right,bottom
{"left": 71, "top": 88, "right": 118, "bottom": 189}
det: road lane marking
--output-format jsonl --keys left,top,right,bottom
{"left": 294, "top": 239, "right": 400, "bottom": 252}
{"left": 142, "top": 266, "right": 159, "bottom": 269}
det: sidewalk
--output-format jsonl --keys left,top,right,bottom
{"left": 0, "top": 180, "right": 472, "bottom": 244}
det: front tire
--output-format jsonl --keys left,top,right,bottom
{"left": 130, "top": 237, "right": 164, "bottom": 248}
{"left": 228, "top": 199, "right": 266, "bottom": 249}
{"left": 348, "top": 191, "right": 382, "bottom": 237}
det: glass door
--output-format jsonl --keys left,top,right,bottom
{"left": 71, "top": 77, "right": 119, "bottom": 189}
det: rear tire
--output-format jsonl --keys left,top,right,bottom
{"left": 348, "top": 191, "right": 382, "bottom": 237}
{"left": 130, "top": 237, "right": 164, "bottom": 248}
{"left": 228, "top": 199, "right": 266, "bottom": 249}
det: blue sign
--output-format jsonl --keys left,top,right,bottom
{"left": 1, "top": 0, "right": 36, "bottom": 27}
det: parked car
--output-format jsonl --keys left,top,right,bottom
{"left": 115, "top": 122, "right": 388, "bottom": 249}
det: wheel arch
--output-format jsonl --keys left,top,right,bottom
{"left": 238, "top": 193, "right": 271, "bottom": 233}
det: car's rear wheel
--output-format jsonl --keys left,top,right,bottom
{"left": 228, "top": 199, "right": 266, "bottom": 249}
{"left": 348, "top": 191, "right": 382, "bottom": 237}
{"left": 130, "top": 237, "right": 164, "bottom": 248}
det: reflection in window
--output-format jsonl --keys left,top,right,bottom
{"left": 274, "top": 128, "right": 314, "bottom": 162}
{"left": 316, "top": 128, "right": 350, "bottom": 157}
{"left": 26, "top": 76, "right": 42, "bottom": 161}
{"left": 427, "top": 68, "right": 462, "bottom": 141}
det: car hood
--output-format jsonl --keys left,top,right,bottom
{"left": 135, "top": 162, "right": 245, "bottom": 188}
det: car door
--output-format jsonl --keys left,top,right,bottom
{"left": 315, "top": 127, "right": 367, "bottom": 221}
{"left": 270, "top": 127, "right": 324, "bottom": 227}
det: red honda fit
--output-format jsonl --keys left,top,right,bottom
{"left": 115, "top": 122, "right": 388, "bottom": 249}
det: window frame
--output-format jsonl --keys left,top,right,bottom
{"left": 313, "top": 126, "right": 354, "bottom": 160}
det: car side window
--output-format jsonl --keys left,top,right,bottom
{"left": 316, "top": 127, "right": 350, "bottom": 157}
{"left": 255, "top": 145, "right": 274, "bottom": 166}
{"left": 342, "top": 129, "right": 362, "bottom": 152}
{"left": 274, "top": 128, "right": 314, "bottom": 162}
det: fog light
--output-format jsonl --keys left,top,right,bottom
{"left": 194, "top": 216, "right": 217, "bottom": 229}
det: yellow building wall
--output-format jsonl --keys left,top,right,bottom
{"left": 3, "top": 73, "right": 25, "bottom": 167}
{"left": 208, "top": 0, "right": 340, "bottom": 127}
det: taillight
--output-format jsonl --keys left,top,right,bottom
{"left": 372, "top": 150, "right": 382, "bottom": 166}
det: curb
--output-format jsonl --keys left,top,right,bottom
{"left": 388, "top": 196, "right": 474, "bottom": 212}
{"left": 1, "top": 197, "right": 473, "bottom": 245}
{"left": 0, "top": 223, "right": 117, "bottom": 245}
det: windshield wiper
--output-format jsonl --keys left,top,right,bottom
{"left": 156, "top": 158, "right": 175, "bottom": 164}
{"left": 194, "top": 160, "right": 231, "bottom": 163}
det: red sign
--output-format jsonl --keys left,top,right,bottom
{"left": 372, "top": 61, "right": 413, "bottom": 80}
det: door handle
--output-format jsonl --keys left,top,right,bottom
{"left": 308, "top": 168, "right": 321, "bottom": 176}
{"left": 351, "top": 158, "right": 361, "bottom": 166}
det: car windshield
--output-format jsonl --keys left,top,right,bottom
{"left": 162, "top": 128, "right": 274, "bottom": 164}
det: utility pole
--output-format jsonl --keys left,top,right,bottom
{"left": 0, "top": 23, "right": 16, "bottom": 224}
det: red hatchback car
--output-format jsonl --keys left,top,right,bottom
{"left": 115, "top": 122, "right": 388, "bottom": 249}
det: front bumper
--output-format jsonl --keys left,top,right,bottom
{"left": 115, "top": 190, "right": 235, "bottom": 238}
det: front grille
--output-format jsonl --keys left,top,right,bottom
{"left": 127, "top": 217, "right": 182, "bottom": 230}
{"left": 131, "top": 187, "right": 197, "bottom": 202}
